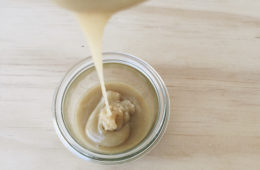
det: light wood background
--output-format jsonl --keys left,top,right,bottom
{"left": 1, "top": 0, "right": 260, "bottom": 169}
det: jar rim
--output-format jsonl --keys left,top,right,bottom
{"left": 53, "top": 52, "right": 170, "bottom": 164}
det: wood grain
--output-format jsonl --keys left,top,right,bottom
{"left": 1, "top": 0, "right": 260, "bottom": 169}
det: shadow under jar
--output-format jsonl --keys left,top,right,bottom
{"left": 53, "top": 52, "right": 170, "bottom": 164}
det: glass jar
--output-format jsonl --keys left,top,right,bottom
{"left": 53, "top": 52, "right": 170, "bottom": 164}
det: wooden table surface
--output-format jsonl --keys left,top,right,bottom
{"left": 1, "top": 0, "right": 260, "bottom": 169}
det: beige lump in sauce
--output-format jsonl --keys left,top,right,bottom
{"left": 86, "top": 91, "right": 136, "bottom": 147}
